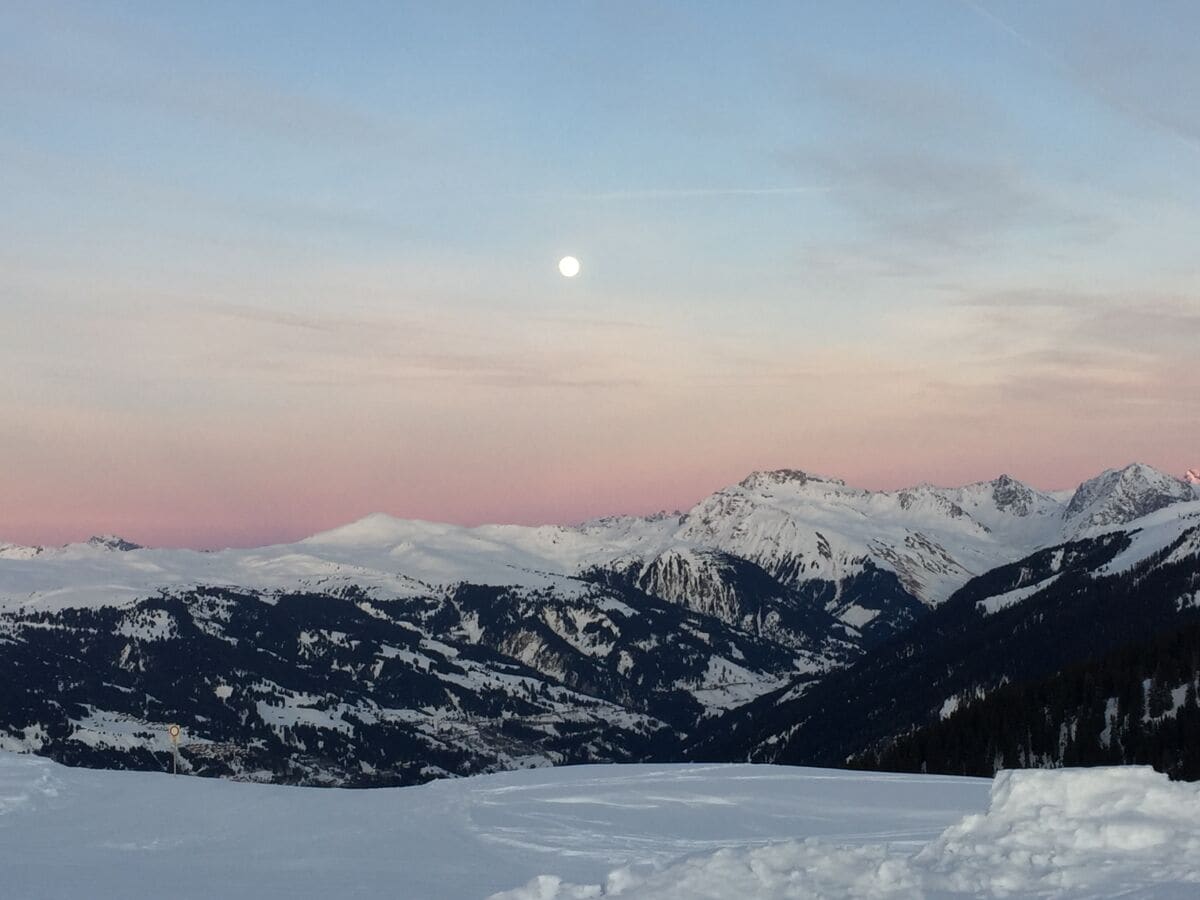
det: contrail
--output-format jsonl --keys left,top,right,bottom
{"left": 960, "top": 0, "right": 1200, "bottom": 156}
{"left": 960, "top": 0, "right": 1054, "bottom": 63}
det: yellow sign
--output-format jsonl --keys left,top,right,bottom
{"left": 168, "top": 724, "right": 181, "bottom": 741}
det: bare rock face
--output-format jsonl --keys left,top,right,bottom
{"left": 1063, "top": 463, "right": 1193, "bottom": 534}
{"left": 990, "top": 474, "right": 1036, "bottom": 515}
{"left": 85, "top": 535, "right": 143, "bottom": 552}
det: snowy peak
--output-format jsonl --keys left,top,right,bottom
{"left": 1186, "top": 468, "right": 1200, "bottom": 486}
{"left": 2, "top": 535, "right": 142, "bottom": 559}
{"left": 301, "top": 513, "right": 449, "bottom": 547}
{"left": 84, "top": 535, "right": 142, "bottom": 552}
{"left": 892, "top": 486, "right": 970, "bottom": 521}
{"left": 928, "top": 476, "right": 1066, "bottom": 542}
{"left": 1063, "top": 463, "right": 1193, "bottom": 535}
{"left": 988, "top": 474, "right": 1040, "bottom": 516}
{"left": 737, "top": 469, "right": 847, "bottom": 492}
{"left": 0, "top": 542, "right": 44, "bottom": 560}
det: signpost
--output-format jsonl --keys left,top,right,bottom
{"left": 168, "top": 724, "right": 181, "bottom": 775}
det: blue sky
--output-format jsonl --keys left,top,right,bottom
{"left": 3, "top": 1, "right": 1198, "bottom": 546}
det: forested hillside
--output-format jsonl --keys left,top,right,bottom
{"left": 853, "top": 619, "right": 1200, "bottom": 780}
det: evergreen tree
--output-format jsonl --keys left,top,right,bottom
{"left": 1148, "top": 674, "right": 1173, "bottom": 718}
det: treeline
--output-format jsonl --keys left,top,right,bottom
{"left": 853, "top": 618, "right": 1200, "bottom": 781}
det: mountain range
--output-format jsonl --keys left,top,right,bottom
{"left": 1, "top": 462, "right": 1197, "bottom": 784}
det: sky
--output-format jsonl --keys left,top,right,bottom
{"left": 3, "top": 1, "right": 1199, "bottom": 548}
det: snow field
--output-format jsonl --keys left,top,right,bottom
{"left": 0, "top": 755, "right": 983, "bottom": 899}
{"left": 494, "top": 767, "right": 1200, "bottom": 899}
{"left": 4, "top": 752, "right": 1197, "bottom": 899}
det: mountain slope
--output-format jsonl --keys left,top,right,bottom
{"left": 2, "top": 462, "right": 1197, "bottom": 785}
{"left": 852, "top": 618, "right": 1200, "bottom": 780}
{"left": 688, "top": 502, "right": 1200, "bottom": 769}
{"left": 4, "top": 464, "right": 1187, "bottom": 627}
{"left": 0, "top": 575, "right": 839, "bottom": 784}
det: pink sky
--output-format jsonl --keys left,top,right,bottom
{"left": 6, "top": 291, "right": 1195, "bottom": 549}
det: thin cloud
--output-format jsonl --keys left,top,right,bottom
{"left": 933, "top": 285, "right": 1200, "bottom": 416}
{"left": 539, "top": 186, "right": 835, "bottom": 201}
{"left": 791, "top": 146, "right": 1043, "bottom": 249}
{"left": 787, "top": 59, "right": 1001, "bottom": 138}
{"left": 202, "top": 301, "right": 393, "bottom": 335}
{"left": 954, "top": 288, "right": 1092, "bottom": 309}
{"left": 3, "top": 5, "right": 401, "bottom": 148}
{"left": 956, "top": 288, "right": 1200, "bottom": 335}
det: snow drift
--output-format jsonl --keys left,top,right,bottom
{"left": 493, "top": 767, "right": 1200, "bottom": 899}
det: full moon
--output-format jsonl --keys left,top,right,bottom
{"left": 558, "top": 256, "right": 581, "bottom": 278}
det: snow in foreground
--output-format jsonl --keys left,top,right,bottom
{"left": 497, "top": 766, "right": 1200, "bottom": 899}
{"left": 1, "top": 754, "right": 1197, "bottom": 899}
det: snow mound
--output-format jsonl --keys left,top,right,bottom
{"left": 494, "top": 767, "right": 1200, "bottom": 899}
{"left": 920, "top": 767, "right": 1200, "bottom": 896}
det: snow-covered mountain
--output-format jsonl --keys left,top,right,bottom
{"left": 3, "top": 463, "right": 1189, "bottom": 613}
{"left": 1062, "top": 462, "right": 1195, "bottom": 536}
{"left": 1, "top": 462, "right": 1196, "bottom": 784}
{"left": 692, "top": 493, "right": 1200, "bottom": 773}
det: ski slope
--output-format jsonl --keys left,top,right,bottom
{"left": 2, "top": 753, "right": 1197, "bottom": 899}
